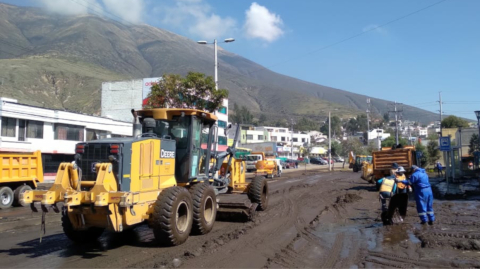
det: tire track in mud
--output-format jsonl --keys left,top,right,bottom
{"left": 145, "top": 175, "right": 344, "bottom": 268}
{"left": 321, "top": 232, "right": 345, "bottom": 268}
{"left": 365, "top": 251, "right": 448, "bottom": 268}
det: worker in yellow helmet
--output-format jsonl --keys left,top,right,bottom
{"left": 378, "top": 166, "right": 408, "bottom": 225}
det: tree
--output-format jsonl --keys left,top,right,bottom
{"left": 441, "top": 115, "right": 469, "bottom": 128}
{"left": 345, "top": 118, "right": 359, "bottom": 135}
{"left": 258, "top": 114, "right": 267, "bottom": 125}
{"left": 145, "top": 72, "right": 228, "bottom": 112}
{"left": 415, "top": 141, "right": 428, "bottom": 167}
{"left": 426, "top": 140, "right": 440, "bottom": 165}
{"left": 296, "top": 117, "right": 319, "bottom": 132}
{"left": 469, "top": 133, "right": 480, "bottom": 155}
{"left": 230, "top": 104, "right": 254, "bottom": 125}
{"left": 381, "top": 136, "right": 409, "bottom": 148}
{"left": 383, "top": 112, "right": 390, "bottom": 123}
{"left": 357, "top": 114, "right": 368, "bottom": 132}
{"left": 331, "top": 141, "right": 342, "bottom": 156}
{"left": 341, "top": 139, "right": 368, "bottom": 157}
{"left": 320, "top": 115, "right": 342, "bottom": 137}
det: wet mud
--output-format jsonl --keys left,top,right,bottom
{"left": 1, "top": 170, "right": 480, "bottom": 268}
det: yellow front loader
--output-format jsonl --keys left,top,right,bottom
{"left": 21, "top": 108, "right": 268, "bottom": 246}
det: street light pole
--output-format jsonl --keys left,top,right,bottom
{"left": 197, "top": 38, "right": 235, "bottom": 91}
{"left": 214, "top": 39, "right": 218, "bottom": 90}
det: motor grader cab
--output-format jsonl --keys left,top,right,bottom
{"left": 21, "top": 108, "right": 268, "bottom": 246}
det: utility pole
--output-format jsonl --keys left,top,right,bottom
{"left": 388, "top": 102, "right": 403, "bottom": 145}
{"left": 438, "top": 92, "right": 443, "bottom": 136}
{"left": 328, "top": 111, "right": 332, "bottom": 171}
{"left": 290, "top": 118, "right": 294, "bottom": 159}
{"left": 366, "top": 98, "right": 370, "bottom": 133}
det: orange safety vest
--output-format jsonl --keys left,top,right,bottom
{"left": 395, "top": 174, "right": 406, "bottom": 189}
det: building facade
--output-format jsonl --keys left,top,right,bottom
{"left": 0, "top": 98, "right": 132, "bottom": 173}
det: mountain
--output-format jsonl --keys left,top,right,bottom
{"left": 0, "top": 3, "right": 440, "bottom": 123}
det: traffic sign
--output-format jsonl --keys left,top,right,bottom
{"left": 439, "top": 136, "right": 451, "bottom": 151}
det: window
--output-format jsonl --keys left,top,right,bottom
{"left": 271, "top": 136, "right": 277, "bottom": 141}
{"left": 279, "top": 129, "right": 286, "bottom": 133}
{"left": 54, "top": 124, "right": 84, "bottom": 141}
{"left": 26, "top": 120, "right": 43, "bottom": 139}
{"left": 218, "top": 120, "right": 227, "bottom": 128}
{"left": 258, "top": 135, "right": 264, "bottom": 140}
{"left": 218, "top": 107, "right": 227, "bottom": 114}
{"left": 281, "top": 137, "right": 286, "bottom": 141}
{"left": 86, "top": 129, "right": 108, "bottom": 141}
{"left": 218, "top": 136, "right": 227, "bottom": 145}
{"left": 293, "top": 138, "right": 298, "bottom": 142}
{"left": 302, "top": 138, "right": 306, "bottom": 143}
{"left": 1, "top": 117, "right": 16, "bottom": 137}
{"left": 246, "top": 134, "right": 253, "bottom": 140}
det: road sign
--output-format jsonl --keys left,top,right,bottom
{"left": 439, "top": 136, "right": 451, "bottom": 151}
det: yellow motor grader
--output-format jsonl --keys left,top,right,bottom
{"left": 21, "top": 108, "right": 268, "bottom": 246}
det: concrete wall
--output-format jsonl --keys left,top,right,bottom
{"left": 101, "top": 79, "right": 143, "bottom": 123}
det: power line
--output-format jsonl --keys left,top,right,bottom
{"left": 239, "top": 0, "right": 448, "bottom": 77}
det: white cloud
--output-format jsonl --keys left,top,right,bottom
{"left": 38, "top": 0, "right": 103, "bottom": 16}
{"left": 102, "top": 0, "right": 144, "bottom": 24}
{"left": 243, "top": 2, "right": 284, "bottom": 43}
{"left": 362, "top": 24, "right": 387, "bottom": 34}
{"left": 38, "top": 0, "right": 145, "bottom": 24}
{"left": 161, "top": 0, "right": 236, "bottom": 39}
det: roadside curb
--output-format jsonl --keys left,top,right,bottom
{"left": 0, "top": 214, "right": 61, "bottom": 232}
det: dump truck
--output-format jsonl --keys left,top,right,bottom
{"left": 0, "top": 150, "right": 44, "bottom": 209}
{"left": 253, "top": 152, "right": 280, "bottom": 178}
{"left": 21, "top": 108, "right": 268, "bottom": 246}
{"left": 361, "top": 146, "right": 418, "bottom": 184}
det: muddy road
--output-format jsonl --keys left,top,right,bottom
{"left": 1, "top": 170, "right": 480, "bottom": 268}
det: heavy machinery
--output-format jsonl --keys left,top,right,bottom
{"left": 349, "top": 151, "right": 372, "bottom": 172}
{"left": 21, "top": 108, "right": 268, "bottom": 246}
{"left": 361, "top": 146, "right": 418, "bottom": 184}
{"left": 0, "top": 151, "right": 44, "bottom": 208}
{"left": 253, "top": 152, "right": 280, "bottom": 178}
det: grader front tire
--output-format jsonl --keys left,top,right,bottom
{"left": 152, "top": 187, "right": 193, "bottom": 246}
{"left": 248, "top": 176, "right": 269, "bottom": 211}
{"left": 189, "top": 183, "right": 217, "bottom": 235}
{"left": 62, "top": 214, "right": 104, "bottom": 244}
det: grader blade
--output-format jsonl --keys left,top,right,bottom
{"left": 216, "top": 194, "right": 258, "bottom": 222}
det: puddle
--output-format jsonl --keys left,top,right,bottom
{"left": 382, "top": 225, "right": 420, "bottom": 245}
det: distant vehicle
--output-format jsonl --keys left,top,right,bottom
{"left": 284, "top": 159, "right": 297, "bottom": 168}
{"left": 310, "top": 158, "right": 326, "bottom": 165}
{"left": 245, "top": 154, "right": 263, "bottom": 172}
{"left": 334, "top": 156, "right": 344, "bottom": 163}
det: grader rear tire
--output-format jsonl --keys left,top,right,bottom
{"left": 13, "top": 185, "right": 32, "bottom": 207}
{"left": 62, "top": 213, "right": 104, "bottom": 243}
{"left": 248, "top": 176, "right": 268, "bottom": 211}
{"left": 189, "top": 183, "right": 217, "bottom": 235}
{"left": 152, "top": 187, "right": 193, "bottom": 246}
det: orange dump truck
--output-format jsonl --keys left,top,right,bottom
{"left": 0, "top": 151, "right": 44, "bottom": 208}
{"left": 362, "top": 146, "right": 417, "bottom": 184}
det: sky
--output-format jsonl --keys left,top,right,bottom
{"left": 4, "top": 0, "right": 480, "bottom": 121}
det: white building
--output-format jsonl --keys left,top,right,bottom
{"left": 0, "top": 97, "right": 132, "bottom": 173}
{"left": 367, "top": 128, "right": 391, "bottom": 141}
{"left": 101, "top": 78, "right": 229, "bottom": 151}
{"left": 242, "top": 126, "right": 310, "bottom": 158}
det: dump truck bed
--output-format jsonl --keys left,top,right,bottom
{"left": 0, "top": 151, "right": 44, "bottom": 187}
{"left": 372, "top": 148, "right": 416, "bottom": 180}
